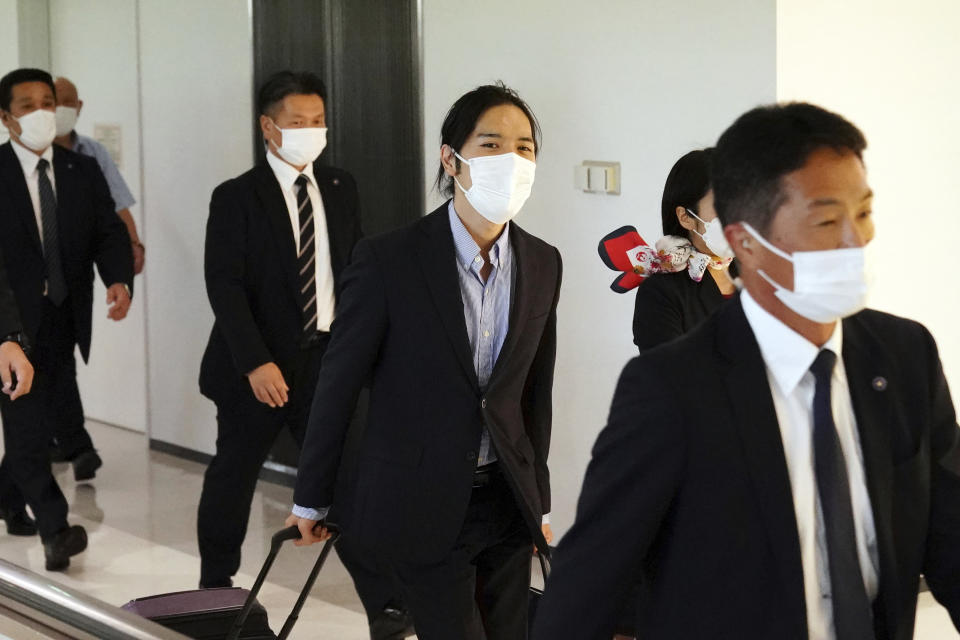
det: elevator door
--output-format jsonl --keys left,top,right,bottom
{"left": 253, "top": 0, "right": 423, "bottom": 473}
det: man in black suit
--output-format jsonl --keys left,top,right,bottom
{"left": 288, "top": 84, "right": 562, "bottom": 640}
{"left": 198, "top": 70, "right": 411, "bottom": 640}
{"left": 533, "top": 103, "right": 960, "bottom": 639}
{"left": 197, "top": 70, "right": 360, "bottom": 586}
{"left": 0, "top": 68, "right": 134, "bottom": 571}
{"left": 0, "top": 249, "right": 36, "bottom": 530}
{"left": 0, "top": 249, "right": 34, "bottom": 405}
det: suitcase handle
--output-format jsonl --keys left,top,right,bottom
{"left": 227, "top": 523, "right": 342, "bottom": 640}
{"left": 537, "top": 549, "right": 551, "bottom": 581}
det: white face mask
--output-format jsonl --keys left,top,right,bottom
{"left": 270, "top": 120, "right": 327, "bottom": 166}
{"left": 12, "top": 109, "right": 57, "bottom": 151}
{"left": 687, "top": 209, "right": 735, "bottom": 260}
{"left": 453, "top": 151, "right": 536, "bottom": 225}
{"left": 55, "top": 106, "right": 79, "bottom": 137}
{"left": 742, "top": 222, "right": 870, "bottom": 323}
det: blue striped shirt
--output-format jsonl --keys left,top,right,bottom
{"left": 447, "top": 200, "right": 513, "bottom": 466}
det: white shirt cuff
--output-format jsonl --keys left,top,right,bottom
{"left": 542, "top": 513, "right": 551, "bottom": 525}
{"left": 292, "top": 504, "right": 329, "bottom": 521}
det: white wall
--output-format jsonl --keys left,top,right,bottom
{"left": 14, "top": 0, "right": 49, "bottom": 70}
{"left": 777, "top": 0, "right": 960, "bottom": 408}
{"left": 139, "top": 0, "right": 253, "bottom": 454}
{"left": 49, "top": 0, "right": 148, "bottom": 433}
{"left": 0, "top": 0, "right": 22, "bottom": 144}
{"left": 0, "top": 1, "right": 18, "bottom": 102}
{"left": 423, "top": 0, "right": 777, "bottom": 534}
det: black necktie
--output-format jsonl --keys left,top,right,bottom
{"left": 295, "top": 175, "right": 317, "bottom": 336}
{"left": 37, "top": 158, "right": 67, "bottom": 306}
{"left": 810, "top": 349, "right": 874, "bottom": 639}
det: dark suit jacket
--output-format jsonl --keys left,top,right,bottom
{"left": 0, "top": 248, "right": 21, "bottom": 338}
{"left": 0, "top": 142, "right": 133, "bottom": 361}
{"left": 199, "top": 161, "right": 361, "bottom": 402}
{"left": 534, "top": 296, "right": 960, "bottom": 640}
{"left": 632, "top": 270, "right": 726, "bottom": 352}
{"left": 293, "top": 203, "right": 563, "bottom": 562}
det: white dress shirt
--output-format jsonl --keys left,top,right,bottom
{"left": 265, "top": 151, "right": 336, "bottom": 332}
{"left": 11, "top": 138, "right": 56, "bottom": 247}
{"left": 741, "top": 291, "right": 879, "bottom": 640}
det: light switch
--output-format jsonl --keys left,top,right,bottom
{"left": 576, "top": 161, "right": 620, "bottom": 195}
{"left": 93, "top": 124, "right": 123, "bottom": 168}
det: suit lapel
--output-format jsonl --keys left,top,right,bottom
{"left": 490, "top": 224, "right": 538, "bottom": 380}
{"left": 717, "top": 299, "right": 808, "bottom": 631}
{"left": 842, "top": 315, "right": 899, "bottom": 638}
{"left": 254, "top": 164, "right": 299, "bottom": 294}
{"left": 52, "top": 147, "right": 78, "bottom": 261}
{"left": 416, "top": 206, "right": 480, "bottom": 389}
{"left": 0, "top": 143, "right": 42, "bottom": 254}
{"left": 315, "top": 169, "right": 345, "bottom": 275}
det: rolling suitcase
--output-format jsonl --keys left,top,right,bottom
{"left": 123, "top": 524, "right": 340, "bottom": 640}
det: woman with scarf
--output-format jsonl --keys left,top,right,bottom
{"left": 631, "top": 147, "right": 736, "bottom": 352}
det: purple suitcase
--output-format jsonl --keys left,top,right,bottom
{"left": 123, "top": 524, "right": 340, "bottom": 640}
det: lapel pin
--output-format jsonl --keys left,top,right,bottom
{"left": 872, "top": 376, "right": 888, "bottom": 391}
{"left": 332, "top": 178, "right": 340, "bottom": 186}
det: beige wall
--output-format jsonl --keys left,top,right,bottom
{"left": 138, "top": 0, "right": 253, "bottom": 453}
{"left": 778, "top": 0, "right": 960, "bottom": 408}
{"left": 50, "top": 0, "right": 147, "bottom": 432}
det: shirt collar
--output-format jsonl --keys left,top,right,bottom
{"left": 740, "top": 289, "right": 843, "bottom": 395}
{"left": 11, "top": 137, "right": 54, "bottom": 177}
{"left": 447, "top": 200, "right": 510, "bottom": 270}
{"left": 265, "top": 148, "right": 317, "bottom": 193}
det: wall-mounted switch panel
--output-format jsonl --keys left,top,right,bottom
{"left": 575, "top": 160, "right": 620, "bottom": 195}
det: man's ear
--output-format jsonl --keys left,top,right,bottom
{"left": 77, "top": 100, "right": 83, "bottom": 115}
{"left": 726, "top": 223, "right": 758, "bottom": 269}
{"left": 440, "top": 144, "right": 459, "bottom": 177}
{"left": 258, "top": 114, "right": 274, "bottom": 143}
{"left": 0, "top": 110, "right": 18, "bottom": 136}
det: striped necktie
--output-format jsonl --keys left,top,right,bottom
{"left": 810, "top": 349, "right": 875, "bottom": 639}
{"left": 37, "top": 158, "right": 68, "bottom": 306}
{"left": 295, "top": 174, "right": 317, "bottom": 336}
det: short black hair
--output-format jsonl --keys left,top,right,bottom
{"left": 257, "top": 70, "right": 327, "bottom": 118}
{"left": 712, "top": 102, "right": 866, "bottom": 233}
{"left": 0, "top": 68, "right": 56, "bottom": 112}
{"left": 434, "top": 82, "right": 541, "bottom": 198}
{"left": 661, "top": 148, "right": 713, "bottom": 239}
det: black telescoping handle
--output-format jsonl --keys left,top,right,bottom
{"left": 537, "top": 549, "right": 551, "bottom": 581}
{"left": 226, "top": 523, "right": 341, "bottom": 640}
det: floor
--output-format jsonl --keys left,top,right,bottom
{"left": 0, "top": 421, "right": 955, "bottom": 639}
{"left": 0, "top": 421, "right": 375, "bottom": 639}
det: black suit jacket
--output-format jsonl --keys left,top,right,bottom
{"left": 0, "top": 142, "right": 133, "bottom": 361}
{"left": 0, "top": 248, "right": 21, "bottom": 338}
{"left": 534, "top": 296, "right": 960, "bottom": 640}
{"left": 293, "top": 203, "right": 562, "bottom": 562}
{"left": 199, "top": 161, "right": 361, "bottom": 401}
{"left": 632, "top": 270, "right": 725, "bottom": 352}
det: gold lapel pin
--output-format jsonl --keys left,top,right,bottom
{"left": 872, "top": 376, "right": 888, "bottom": 391}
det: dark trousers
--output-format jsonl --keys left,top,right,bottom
{"left": 0, "top": 300, "right": 73, "bottom": 540}
{"left": 52, "top": 378, "right": 92, "bottom": 459}
{"left": 197, "top": 340, "right": 327, "bottom": 584}
{"left": 390, "top": 467, "right": 533, "bottom": 640}
{"left": 337, "top": 533, "right": 405, "bottom": 622}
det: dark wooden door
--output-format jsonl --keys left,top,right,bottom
{"left": 253, "top": 0, "right": 422, "bottom": 473}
